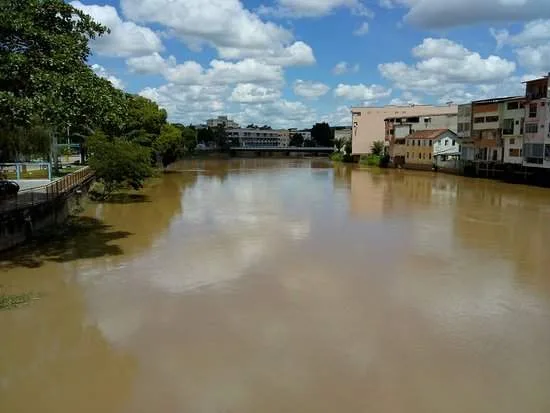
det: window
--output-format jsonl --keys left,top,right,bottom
{"left": 524, "top": 143, "right": 544, "bottom": 164}
{"left": 486, "top": 116, "right": 499, "bottom": 123}
{"left": 509, "top": 148, "right": 520, "bottom": 157}
{"left": 520, "top": 118, "right": 525, "bottom": 134}
{"left": 417, "top": 140, "right": 421, "bottom": 146}
{"left": 529, "top": 103, "right": 537, "bottom": 118}
{"left": 445, "top": 139, "right": 449, "bottom": 146}
{"left": 546, "top": 145, "right": 550, "bottom": 161}
{"left": 502, "top": 119, "right": 514, "bottom": 135}
{"left": 507, "top": 102, "right": 519, "bottom": 110}
{"left": 406, "top": 139, "right": 410, "bottom": 146}
{"left": 424, "top": 117, "right": 431, "bottom": 123}
{"left": 429, "top": 153, "right": 432, "bottom": 160}
{"left": 474, "top": 117, "right": 485, "bottom": 123}
{"left": 407, "top": 152, "right": 409, "bottom": 159}
{"left": 526, "top": 123, "right": 539, "bottom": 133}
{"left": 452, "top": 140, "right": 456, "bottom": 146}
{"left": 412, "top": 140, "right": 415, "bottom": 146}
{"left": 429, "top": 140, "right": 432, "bottom": 146}
{"left": 542, "top": 102, "right": 546, "bottom": 107}
{"left": 510, "top": 138, "right": 516, "bottom": 145}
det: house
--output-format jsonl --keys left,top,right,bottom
{"left": 522, "top": 74, "right": 550, "bottom": 168}
{"left": 433, "top": 130, "right": 461, "bottom": 169}
{"left": 402, "top": 129, "right": 457, "bottom": 169}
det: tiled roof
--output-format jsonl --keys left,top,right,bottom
{"left": 405, "top": 129, "right": 450, "bottom": 140}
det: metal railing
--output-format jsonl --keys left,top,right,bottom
{"left": 0, "top": 167, "right": 94, "bottom": 214}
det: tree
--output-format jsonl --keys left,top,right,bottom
{"left": 343, "top": 140, "right": 353, "bottom": 162}
{"left": 197, "top": 127, "right": 215, "bottom": 146}
{"left": 246, "top": 124, "right": 259, "bottom": 129}
{"left": 88, "top": 133, "right": 152, "bottom": 195}
{"left": 371, "top": 140, "right": 385, "bottom": 156}
{"left": 0, "top": 0, "right": 107, "bottom": 128}
{"left": 154, "top": 124, "right": 183, "bottom": 167}
{"left": 122, "top": 95, "right": 167, "bottom": 146}
{"left": 334, "top": 138, "right": 345, "bottom": 153}
{"left": 289, "top": 133, "right": 304, "bottom": 147}
{"left": 303, "top": 139, "right": 315, "bottom": 147}
{"left": 214, "top": 125, "right": 229, "bottom": 150}
{"left": 311, "top": 123, "right": 333, "bottom": 147}
{"left": 259, "top": 125, "right": 272, "bottom": 130}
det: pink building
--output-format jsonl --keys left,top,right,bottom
{"left": 523, "top": 74, "right": 550, "bottom": 168}
{"left": 351, "top": 104, "right": 457, "bottom": 156}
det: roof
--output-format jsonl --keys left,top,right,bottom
{"left": 405, "top": 129, "right": 453, "bottom": 140}
{"left": 384, "top": 112, "right": 457, "bottom": 121}
{"left": 522, "top": 75, "right": 549, "bottom": 84}
{"left": 472, "top": 96, "right": 524, "bottom": 105}
{"left": 351, "top": 104, "right": 456, "bottom": 110}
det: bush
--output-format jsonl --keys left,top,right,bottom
{"left": 88, "top": 181, "right": 106, "bottom": 200}
{"left": 330, "top": 152, "right": 344, "bottom": 162}
{"left": 359, "top": 154, "right": 381, "bottom": 166}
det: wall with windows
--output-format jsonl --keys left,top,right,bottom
{"left": 523, "top": 98, "right": 550, "bottom": 167}
{"left": 405, "top": 138, "right": 434, "bottom": 165}
{"left": 433, "top": 132, "right": 460, "bottom": 159}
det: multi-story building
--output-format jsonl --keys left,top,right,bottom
{"left": 522, "top": 74, "right": 550, "bottom": 168}
{"left": 470, "top": 96, "right": 524, "bottom": 163}
{"left": 385, "top": 112, "right": 458, "bottom": 164}
{"left": 401, "top": 129, "right": 454, "bottom": 168}
{"left": 458, "top": 104, "right": 474, "bottom": 161}
{"left": 206, "top": 116, "right": 240, "bottom": 129}
{"left": 226, "top": 128, "right": 282, "bottom": 147}
{"left": 351, "top": 104, "right": 457, "bottom": 156}
{"left": 278, "top": 129, "right": 290, "bottom": 147}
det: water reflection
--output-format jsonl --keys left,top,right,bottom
{"left": 1, "top": 160, "right": 550, "bottom": 413}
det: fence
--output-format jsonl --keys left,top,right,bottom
{"left": 0, "top": 167, "right": 94, "bottom": 214}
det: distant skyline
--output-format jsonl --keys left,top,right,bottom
{"left": 73, "top": 0, "right": 550, "bottom": 128}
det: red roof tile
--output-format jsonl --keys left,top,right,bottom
{"left": 405, "top": 129, "right": 451, "bottom": 140}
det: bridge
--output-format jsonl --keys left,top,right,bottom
{"left": 230, "top": 146, "right": 334, "bottom": 154}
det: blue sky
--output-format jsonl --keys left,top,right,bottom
{"left": 73, "top": 0, "right": 550, "bottom": 128}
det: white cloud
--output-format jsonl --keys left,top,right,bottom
{"left": 379, "top": 38, "right": 516, "bottom": 97}
{"left": 389, "top": 91, "right": 422, "bottom": 105}
{"left": 127, "top": 54, "right": 284, "bottom": 86}
{"left": 515, "top": 45, "right": 550, "bottom": 73}
{"left": 382, "top": 0, "right": 550, "bottom": 28}
{"left": 491, "top": 20, "right": 550, "bottom": 48}
{"left": 332, "top": 61, "right": 360, "bottom": 75}
{"left": 353, "top": 22, "right": 369, "bottom": 36}
{"left": 71, "top": 1, "right": 163, "bottom": 57}
{"left": 234, "top": 100, "right": 317, "bottom": 129}
{"left": 121, "top": 0, "right": 292, "bottom": 53}
{"left": 490, "top": 20, "right": 550, "bottom": 74}
{"left": 139, "top": 83, "right": 228, "bottom": 124}
{"left": 320, "top": 105, "right": 352, "bottom": 126}
{"left": 334, "top": 83, "right": 392, "bottom": 102}
{"left": 229, "top": 83, "right": 282, "bottom": 103}
{"left": 218, "top": 41, "right": 315, "bottom": 66}
{"left": 258, "top": 0, "right": 373, "bottom": 18}
{"left": 91, "top": 64, "right": 125, "bottom": 89}
{"left": 293, "top": 80, "right": 330, "bottom": 99}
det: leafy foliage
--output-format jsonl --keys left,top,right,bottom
{"left": 311, "top": 122, "right": 333, "bottom": 147}
{"left": 289, "top": 133, "right": 304, "bottom": 147}
{"left": 371, "top": 140, "right": 385, "bottom": 156}
{"left": 88, "top": 134, "right": 153, "bottom": 195}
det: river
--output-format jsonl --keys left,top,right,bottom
{"left": 1, "top": 159, "right": 550, "bottom": 413}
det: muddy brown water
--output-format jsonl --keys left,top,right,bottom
{"left": 1, "top": 159, "right": 550, "bottom": 413}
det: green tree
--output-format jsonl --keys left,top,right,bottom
{"left": 303, "top": 139, "right": 315, "bottom": 147}
{"left": 88, "top": 133, "right": 152, "bottom": 195}
{"left": 181, "top": 127, "right": 197, "bottom": 153}
{"left": 197, "top": 127, "right": 215, "bottom": 146}
{"left": 0, "top": 0, "right": 107, "bottom": 128}
{"left": 214, "top": 125, "right": 229, "bottom": 150}
{"left": 371, "top": 140, "right": 385, "bottom": 156}
{"left": 154, "top": 124, "right": 183, "bottom": 167}
{"left": 343, "top": 140, "right": 353, "bottom": 162}
{"left": 311, "top": 123, "right": 333, "bottom": 147}
{"left": 289, "top": 133, "right": 304, "bottom": 147}
{"left": 123, "top": 95, "right": 167, "bottom": 146}
{"left": 334, "top": 138, "right": 345, "bottom": 153}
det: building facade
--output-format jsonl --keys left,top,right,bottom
{"left": 385, "top": 112, "right": 458, "bottom": 163}
{"left": 226, "top": 128, "right": 283, "bottom": 147}
{"left": 522, "top": 75, "right": 550, "bottom": 168}
{"left": 351, "top": 104, "right": 457, "bottom": 156}
{"left": 206, "top": 116, "right": 240, "bottom": 129}
{"left": 433, "top": 131, "right": 461, "bottom": 168}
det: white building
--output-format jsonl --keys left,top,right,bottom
{"left": 226, "top": 128, "right": 283, "bottom": 147}
{"left": 433, "top": 131, "right": 461, "bottom": 167}
{"left": 206, "top": 116, "right": 240, "bottom": 129}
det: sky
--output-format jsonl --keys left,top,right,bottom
{"left": 72, "top": 0, "right": 550, "bottom": 129}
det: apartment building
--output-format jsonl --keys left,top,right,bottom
{"left": 226, "top": 128, "right": 282, "bottom": 147}
{"left": 458, "top": 104, "right": 474, "bottom": 161}
{"left": 385, "top": 112, "right": 458, "bottom": 164}
{"left": 351, "top": 104, "right": 457, "bottom": 156}
{"left": 523, "top": 75, "right": 550, "bottom": 168}
{"left": 207, "top": 116, "right": 240, "bottom": 129}
{"left": 470, "top": 97, "right": 525, "bottom": 163}
{"left": 393, "top": 129, "right": 456, "bottom": 168}
{"left": 278, "top": 129, "right": 290, "bottom": 147}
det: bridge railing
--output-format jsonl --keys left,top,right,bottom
{"left": 0, "top": 167, "right": 94, "bottom": 215}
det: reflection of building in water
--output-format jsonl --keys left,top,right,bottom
{"left": 349, "top": 169, "right": 387, "bottom": 219}
{"left": 452, "top": 180, "right": 550, "bottom": 292}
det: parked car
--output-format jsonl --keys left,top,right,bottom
{"left": 0, "top": 180, "right": 20, "bottom": 198}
